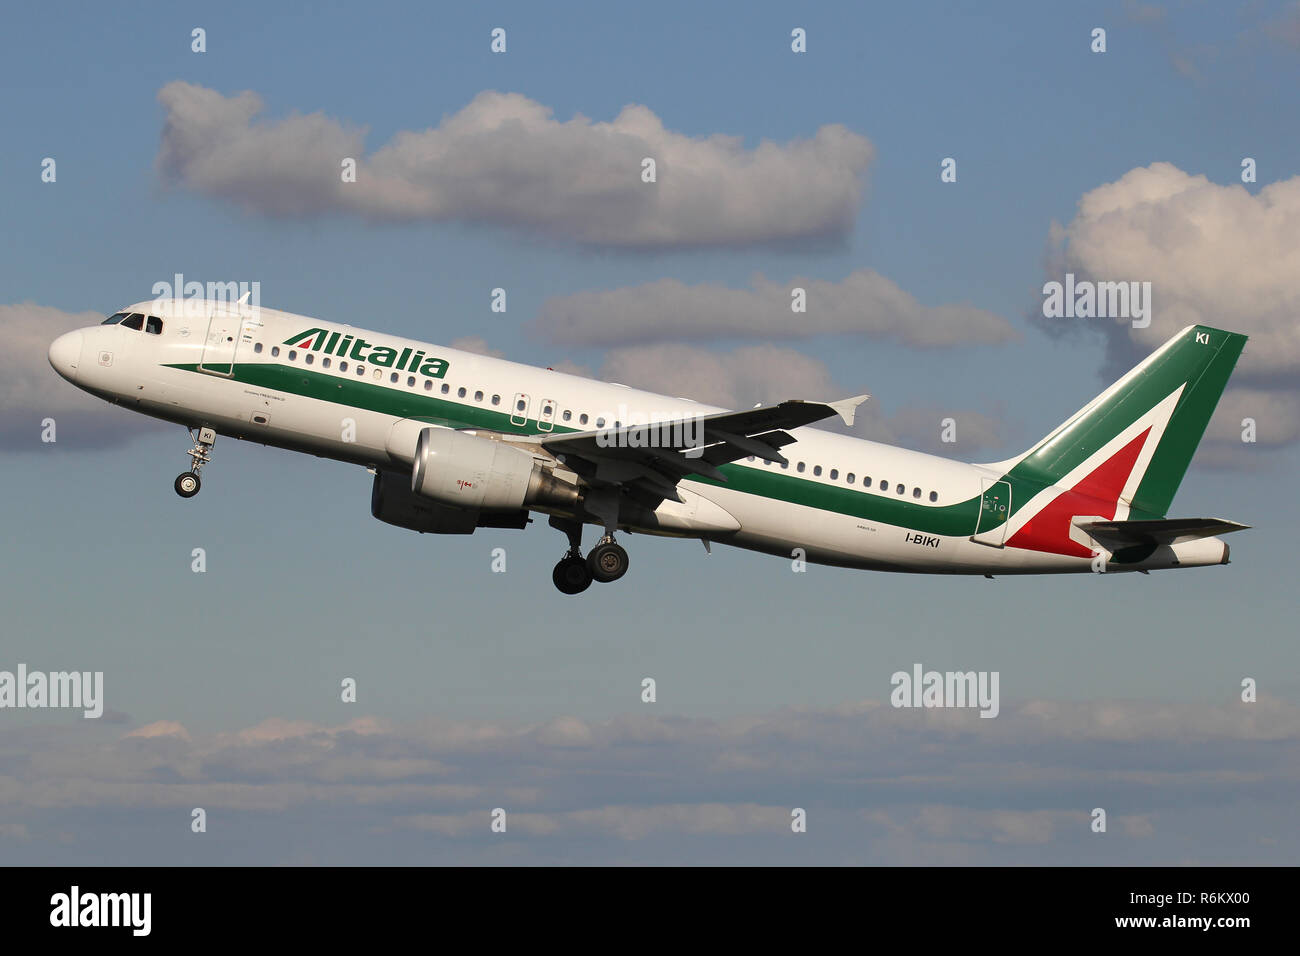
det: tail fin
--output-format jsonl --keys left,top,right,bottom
{"left": 995, "top": 325, "right": 1247, "bottom": 519}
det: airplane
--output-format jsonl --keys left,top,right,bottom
{"left": 47, "top": 298, "right": 1250, "bottom": 594}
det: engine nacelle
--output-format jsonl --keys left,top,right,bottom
{"left": 411, "top": 427, "right": 580, "bottom": 514}
{"left": 371, "top": 470, "right": 480, "bottom": 534}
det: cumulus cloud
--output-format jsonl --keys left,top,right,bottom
{"left": 1, "top": 697, "right": 1297, "bottom": 863}
{"left": 124, "top": 720, "right": 191, "bottom": 741}
{"left": 0, "top": 303, "right": 162, "bottom": 450}
{"left": 449, "top": 336, "right": 506, "bottom": 359}
{"left": 155, "top": 82, "right": 874, "bottom": 249}
{"left": 533, "top": 271, "right": 1015, "bottom": 347}
{"left": 1038, "top": 162, "right": 1300, "bottom": 458}
{"left": 396, "top": 803, "right": 788, "bottom": 840}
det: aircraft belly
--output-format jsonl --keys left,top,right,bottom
{"left": 688, "top": 482, "right": 1094, "bottom": 574}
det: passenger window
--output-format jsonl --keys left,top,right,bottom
{"left": 407, "top": 376, "right": 416, "bottom": 387}
{"left": 813, "top": 465, "right": 822, "bottom": 477}
{"left": 289, "top": 350, "right": 297, "bottom": 361}
{"left": 491, "top": 395, "right": 500, "bottom": 405}
{"left": 305, "top": 353, "right": 314, "bottom": 365}
{"left": 339, "top": 361, "right": 348, "bottom": 372}
{"left": 580, "top": 414, "right": 589, "bottom": 425}
{"left": 830, "top": 469, "right": 838, "bottom": 480}
{"left": 596, "top": 418, "right": 605, "bottom": 428}
{"left": 121, "top": 313, "right": 144, "bottom": 331}
{"left": 373, "top": 369, "right": 382, "bottom": 380}
{"left": 390, "top": 372, "right": 399, "bottom": 383}
{"left": 747, "top": 456, "right": 755, "bottom": 462}
{"left": 780, "top": 461, "right": 789, "bottom": 469}
{"left": 457, "top": 387, "right": 466, "bottom": 398}
{"left": 912, "top": 487, "right": 921, "bottom": 499}
{"left": 847, "top": 473, "right": 855, "bottom": 484}
{"left": 254, "top": 343, "right": 263, "bottom": 354}
{"left": 475, "top": 390, "right": 484, "bottom": 402}
{"left": 896, "top": 483, "right": 905, "bottom": 495}
{"left": 929, "top": 491, "right": 938, "bottom": 503}
{"left": 516, "top": 399, "right": 526, "bottom": 412}
{"left": 796, "top": 462, "right": 805, "bottom": 473}
{"left": 562, "top": 410, "right": 572, "bottom": 421}
{"left": 145, "top": 316, "right": 163, "bottom": 335}
{"left": 322, "top": 357, "right": 331, "bottom": 368}
{"left": 271, "top": 346, "right": 280, "bottom": 357}
{"left": 357, "top": 365, "right": 366, "bottom": 376}
{"left": 423, "top": 380, "right": 432, "bottom": 391}
{"left": 441, "top": 384, "right": 449, "bottom": 394}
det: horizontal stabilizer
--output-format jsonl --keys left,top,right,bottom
{"left": 1073, "top": 517, "right": 1251, "bottom": 547}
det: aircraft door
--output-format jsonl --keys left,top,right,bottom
{"left": 970, "top": 479, "right": 1012, "bottom": 547}
{"left": 510, "top": 392, "right": 530, "bottom": 428}
{"left": 538, "top": 398, "right": 556, "bottom": 432}
{"left": 200, "top": 308, "right": 240, "bottom": 376}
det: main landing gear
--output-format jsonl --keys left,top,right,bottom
{"left": 588, "top": 537, "right": 629, "bottom": 583}
{"left": 175, "top": 427, "right": 216, "bottom": 499}
{"left": 549, "top": 517, "right": 630, "bottom": 595}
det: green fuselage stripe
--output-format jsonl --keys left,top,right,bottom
{"left": 168, "top": 361, "right": 990, "bottom": 536}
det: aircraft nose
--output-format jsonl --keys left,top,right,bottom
{"left": 48, "top": 330, "right": 83, "bottom": 383}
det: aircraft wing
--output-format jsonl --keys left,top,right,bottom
{"left": 535, "top": 395, "right": 869, "bottom": 503}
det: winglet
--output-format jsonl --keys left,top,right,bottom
{"left": 825, "top": 394, "right": 870, "bottom": 427}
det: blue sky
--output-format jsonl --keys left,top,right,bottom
{"left": 2, "top": 1, "right": 1298, "bottom": 864}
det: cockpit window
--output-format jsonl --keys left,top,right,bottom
{"left": 120, "top": 313, "right": 145, "bottom": 331}
{"left": 145, "top": 316, "right": 163, "bottom": 335}
{"left": 101, "top": 312, "right": 127, "bottom": 325}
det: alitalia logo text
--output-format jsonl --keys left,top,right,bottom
{"left": 283, "top": 328, "right": 449, "bottom": 378}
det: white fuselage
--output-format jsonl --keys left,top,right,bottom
{"left": 49, "top": 299, "right": 1229, "bottom": 576}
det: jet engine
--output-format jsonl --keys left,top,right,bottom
{"left": 410, "top": 427, "right": 580, "bottom": 514}
{"left": 371, "top": 469, "right": 497, "bottom": 534}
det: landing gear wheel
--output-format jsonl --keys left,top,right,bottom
{"left": 177, "top": 427, "right": 215, "bottom": 498}
{"left": 174, "top": 471, "right": 201, "bottom": 498}
{"left": 552, "top": 554, "right": 593, "bottom": 595}
{"left": 587, "top": 541, "right": 629, "bottom": 583}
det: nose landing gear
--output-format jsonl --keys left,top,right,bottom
{"left": 175, "top": 427, "right": 216, "bottom": 498}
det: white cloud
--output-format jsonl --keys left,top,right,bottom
{"left": 1040, "top": 162, "right": 1300, "bottom": 455}
{"left": 156, "top": 82, "right": 874, "bottom": 248}
{"left": 533, "top": 271, "right": 1015, "bottom": 347}
{"left": 124, "top": 720, "right": 191, "bottom": 741}
{"left": 2, "top": 697, "right": 1298, "bottom": 862}
{"left": 0, "top": 303, "right": 160, "bottom": 450}
{"left": 449, "top": 336, "right": 505, "bottom": 359}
